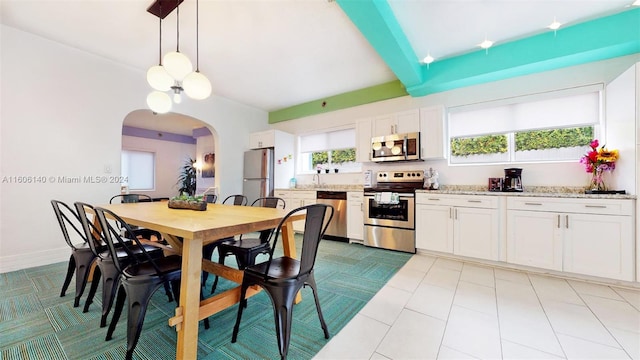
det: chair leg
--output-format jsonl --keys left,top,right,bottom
{"left": 100, "top": 265, "right": 121, "bottom": 327}
{"left": 306, "top": 275, "right": 330, "bottom": 339}
{"left": 163, "top": 282, "right": 173, "bottom": 302}
{"left": 211, "top": 250, "right": 227, "bottom": 294}
{"left": 266, "top": 283, "right": 300, "bottom": 360}
{"left": 73, "top": 253, "right": 95, "bottom": 307}
{"left": 231, "top": 282, "right": 250, "bottom": 343}
{"left": 122, "top": 282, "right": 162, "bottom": 360}
{"left": 201, "top": 243, "right": 216, "bottom": 286}
{"left": 105, "top": 284, "right": 126, "bottom": 341}
{"left": 60, "top": 255, "right": 75, "bottom": 297}
{"left": 83, "top": 266, "right": 102, "bottom": 313}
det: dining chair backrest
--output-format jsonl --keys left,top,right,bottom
{"left": 109, "top": 194, "right": 152, "bottom": 204}
{"left": 250, "top": 196, "right": 286, "bottom": 209}
{"left": 94, "top": 207, "right": 162, "bottom": 276}
{"left": 75, "top": 202, "right": 109, "bottom": 259}
{"left": 265, "top": 203, "right": 334, "bottom": 278}
{"left": 51, "top": 200, "right": 92, "bottom": 251}
{"left": 223, "top": 194, "right": 248, "bottom": 206}
{"left": 204, "top": 194, "right": 217, "bottom": 204}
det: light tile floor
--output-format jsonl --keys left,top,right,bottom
{"left": 315, "top": 254, "right": 640, "bottom": 360}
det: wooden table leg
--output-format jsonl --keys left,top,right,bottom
{"left": 175, "top": 236, "right": 203, "bottom": 360}
{"left": 281, "top": 221, "right": 302, "bottom": 303}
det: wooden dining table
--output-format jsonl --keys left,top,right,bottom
{"left": 99, "top": 201, "right": 304, "bottom": 360}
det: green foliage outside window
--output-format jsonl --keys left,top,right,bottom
{"left": 451, "top": 127, "right": 594, "bottom": 157}
{"left": 451, "top": 135, "right": 508, "bottom": 156}
{"left": 312, "top": 152, "right": 328, "bottom": 167}
{"left": 515, "top": 127, "right": 593, "bottom": 151}
{"left": 311, "top": 148, "right": 356, "bottom": 168}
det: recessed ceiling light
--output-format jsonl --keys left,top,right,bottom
{"left": 548, "top": 19, "right": 562, "bottom": 30}
{"left": 423, "top": 54, "right": 435, "bottom": 64}
{"left": 479, "top": 39, "right": 494, "bottom": 49}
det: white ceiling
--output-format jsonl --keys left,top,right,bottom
{"left": 1, "top": 0, "right": 635, "bottom": 114}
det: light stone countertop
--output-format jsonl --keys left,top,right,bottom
{"left": 278, "top": 185, "right": 636, "bottom": 199}
{"left": 418, "top": 185, "right": 636, "bottom": 200}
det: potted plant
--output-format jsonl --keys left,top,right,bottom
{"left": 177, "top": 157, "right": 197, "bottom": 196}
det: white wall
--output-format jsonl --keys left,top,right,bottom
{"left": 121, "top": 135, "right": 196, "bottom": 198}
{"left": 0, "top": 25, "right": 268, "bottom": 272}
{"left": 274, "top": 55, "right": 640, "bottom": 192}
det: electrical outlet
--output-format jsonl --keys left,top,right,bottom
{"left": 104, "top": 165, "right": 112, "bottom": 174}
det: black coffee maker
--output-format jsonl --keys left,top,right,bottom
{"left": 503, "top": 168, "right": 523, "bottom": 192}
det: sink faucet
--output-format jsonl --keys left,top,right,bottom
{"left": 312, "top": 173, "right": 320, "bottom": 186}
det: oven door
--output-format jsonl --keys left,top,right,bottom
{"left": 363, "top": 192, "right": 415, "bottom": 229}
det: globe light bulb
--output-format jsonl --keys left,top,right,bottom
{"left": 146, "top": 91, "right": 172, "bottom": 114}
{"left": 183, "top": 71, "right": 212, "bottom": 100}
{"left": 163, "top": 51, "right": 193, "bottom": 81}
{"left": 146, "top": 65, "right": 173, "bottom": 91}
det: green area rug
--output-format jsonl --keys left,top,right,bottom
{"left": 0, "top": 236, "right": 411, "bottom": 359}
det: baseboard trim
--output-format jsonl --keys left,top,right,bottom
{"left": 0, "top": 247, "right": 69, "bottom": 273}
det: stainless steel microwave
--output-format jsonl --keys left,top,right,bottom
{"left": 371, "top": 132, "right": 421, "bottom": 162}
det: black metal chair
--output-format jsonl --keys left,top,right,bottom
{"left": 202, "top": 194, "right": 248, "bottom": 288}
{"left": 94, "top": 206, "right": 209, "bottom": 360}
{"left": 75, "top": 202, "right": 169, "bottom": 328}
{"left": 51, "top": 200, "right": 98, "bottom": 308}
{"left": 231, "top": 203, "right": 334, "bottom": 360}
{"left": 211, "top": 197, "right": 286, "bottom": 294}
{"left": 109, "top": 194, "right": 152, "bottom": 204}
{"left": 222, "top": 194, "right": 248, "bottom": 206}
{"left": 204, "top": 194, "right": 217, "bottom": 204}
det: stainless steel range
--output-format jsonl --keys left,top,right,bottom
{"left": 363, "top": 170, "right": 424, "bottom": 253}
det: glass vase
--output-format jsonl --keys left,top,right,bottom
{"left": 588, "top": 169, "right": 607, "bottom": 191}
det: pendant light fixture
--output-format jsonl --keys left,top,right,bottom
{"left": 146, "top": 0, "right": 211, "bottom": 114}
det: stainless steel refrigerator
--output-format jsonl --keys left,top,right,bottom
{"left": 243, "top": 148, "right": 274, "bottom": 203}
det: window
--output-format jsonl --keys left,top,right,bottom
{"left": 449, "top": 86, "right": 601, "bottom": 164}
{"left": 299, "top": 128, "right": 360, "bottom": 173}
{"left": 121, "top": 150, "right": 155, "bottom": 190}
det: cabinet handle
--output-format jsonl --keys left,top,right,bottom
{"left": 454, "top": 208, "right": 458, "bottom": 220}
{"left": 557, "top": 214, "right": 560, "bottom": 228}
{"left": 524, "top": 202, "right": 543, "bottom": 206}
{"left": 585, "top": 205, "right": 607, "bottom": 208}
{"left": 391, "top": 125, "right": 394, "bottom": 134}
{"left": 566, "top": 215, "right": 569, "bottom": 229}
{"left": 449, "top": 207, "right": 453, "bottom": 219}
{"left": 427, "top": 198, "right": 440, "bottom": 201}
{"left": 467, "top": 200, "right": 482, "bottom": 203}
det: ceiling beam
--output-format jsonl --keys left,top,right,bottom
{"left": 408, "top": 7, "right": 640, "bottom": 97}
{"left": 336, "top": 0, "right": 423, "bottom": 88}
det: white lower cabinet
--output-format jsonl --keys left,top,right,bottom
{"left": 416, "top": 194, "right": 501, "bottom": 261}
{"left": 346, "top": 192, "right": 364, "bottom": 242}
{"left": 506, "top": 209, "right": 563, "bottom": 271}
{"left": 274, "top": 190, "right": 316, "bottom": 232}
{"left": 507, "top": 197, "right": 635, "bottom": 281}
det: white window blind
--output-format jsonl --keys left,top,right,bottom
{"left": 450, "top": 88, "right": 601, "bottom": 137}
{"left": 121, "top": 150, "right": 155, "bottom": 190}
{"left": 299, "top": 129, "right": 355, "bottom": 152}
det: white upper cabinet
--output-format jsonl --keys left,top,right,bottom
{"left": 355, "top": 117, "right": 372, "bottom": 163}
{"left": 371, "top": 109, "right": 420, "bottom": 137}
{"left": 420, "top": 106, "right": 446, "bottom": 160}
{"left": 249, "top": 130, "right": 275, "bottom": 149}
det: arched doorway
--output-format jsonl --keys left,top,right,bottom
{"left": 121, "top": 109, "right": 218, "bottom": 199}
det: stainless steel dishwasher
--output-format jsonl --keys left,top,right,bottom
{"left": 316, "top": 191, "right": 348, "bottom": 241}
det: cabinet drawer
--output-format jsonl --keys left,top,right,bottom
{"left": 416, "top": 193, "right": 498, "bottom": 208}
{"left": 347, "top": 192, "right": 364, "bottom": 201}
{"left": 274, "top": 190, "right": 292, "bottom": 198}
{"left": 507, "top": 197, "right": 633, "bottom": 216}
{"left": 292, "top": 190, "right": 316, "bottom": 199}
